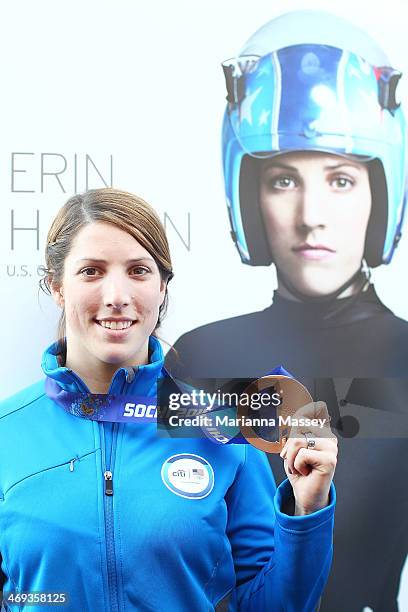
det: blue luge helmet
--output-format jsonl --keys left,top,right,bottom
{"left": 222, "top": 10, "right": 408, "bottom": 267}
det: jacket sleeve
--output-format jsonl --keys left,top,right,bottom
{"left": 226, "top": 444, "right": 336, "bottom": 612}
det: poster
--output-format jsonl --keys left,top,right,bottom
{"left": 1, "top": 1, "right": 407, "bottom": 610}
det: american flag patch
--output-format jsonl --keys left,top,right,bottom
{"left": 192, "top": 468, "right": 205, "bottom": 477}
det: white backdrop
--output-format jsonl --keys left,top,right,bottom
{"left": 1, "top": 0, "right": 408, "bottom": 400}
{"left": 1, "top": 0, "right": 408, "bottom": 607}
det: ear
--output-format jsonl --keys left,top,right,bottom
{"left": 50, "top": 278, "right": 65, "bottom": 309}
{"left": 159, "top": 278, "right": 167, "bottom": 306}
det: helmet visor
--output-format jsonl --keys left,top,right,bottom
{"left": 222, "top": 44, "right": 400, "bottom": 161}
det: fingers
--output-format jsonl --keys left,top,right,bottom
{"left": 290, "top": 400, "right": 329, "bottom": 420}
{"left": 291, "top": 402, "right": 334, "bottom": 435}
{"left": 293, "top": 448, "right": 337, "bottom": 477}
{"left": 280, "top": 430, "right": 338, "bottom": 476}
{"left": 287, "top": 401, "right": 336, "bottom": 440}
{"left": 278, "top": 401, "right": 338, "bottom": 475}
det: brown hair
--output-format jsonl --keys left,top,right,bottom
{"left": 40, "top": 188, "right": 173, "bottom": 359}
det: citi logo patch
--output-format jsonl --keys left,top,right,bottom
{"left": 161, "top": 454, "right": 214, "bottom": 499}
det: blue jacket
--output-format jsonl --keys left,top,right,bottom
{"left": 0, "top": 336, "right": 335, "bottom": 611}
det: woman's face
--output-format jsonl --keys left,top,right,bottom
{"left": 259, "top": 151, "right": 372, "bottom": 296}
{"left": 52, "top": 221, "right": 166, "bottom": 370}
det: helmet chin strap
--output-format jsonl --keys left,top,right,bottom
{"left": 276, "top": 261, "right": 371, "bottom": 305}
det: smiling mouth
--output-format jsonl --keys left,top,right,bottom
{"left": 94, "top": 320, "right": 137, "bottom": 331}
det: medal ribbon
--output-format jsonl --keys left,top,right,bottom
{"left": 45, "top": 377, "right": 157, "bottom": 423}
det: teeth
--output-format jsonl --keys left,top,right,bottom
{"left": 98, "top": 320, "right": 133, "bottom": 330}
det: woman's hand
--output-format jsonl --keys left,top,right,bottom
{"left": 280, "top": 401, "right": 338, "bottom": 515}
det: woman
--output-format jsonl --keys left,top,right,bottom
{"left": 168, "top": 10, "right": 408, "bottom": 379}
{"left": 165, "top": 10, "right": 408, "bottom": 612}
{"left": 0, "top": 188, "right": 337, "bottom": 611}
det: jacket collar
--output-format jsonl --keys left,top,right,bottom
{"left": 42, "top": 335, "right": 165, "bottom": 396}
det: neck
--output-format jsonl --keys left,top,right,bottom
{"left": 65, "top": 346, "right": 149, "bottom": 394}
{"left": 276, "top": 278, "right": 367, "bottom": 302}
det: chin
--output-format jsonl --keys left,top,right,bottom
{"left": 291, "top": 274, "right": 347, "bottom": 297}
{"left": 97, "top": 348, "right": 133, "bottom": 366}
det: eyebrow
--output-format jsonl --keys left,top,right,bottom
{"left": 75, "top": 257, "right": 155, "bottom": 264}
{"left": 262, "top": 162, "right": 298, "bottom": 172}
{"left": 262, "top": 161, "right": 362, "bottom": 172}
{"left": 323, "top": 162, "right": 362, "bottom": 171}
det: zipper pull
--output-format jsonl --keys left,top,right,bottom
{"left": 104, "top": 470, "right": 113, "bottom": 496}
{"left": 69, "top": 456, "right": 80, "bottom": 472}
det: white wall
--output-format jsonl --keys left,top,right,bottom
{"left": 1, "top": 0, "right": 408, "bottom": 607}
{"left": 1, "top": 0, "right": 408, "bottom": 401}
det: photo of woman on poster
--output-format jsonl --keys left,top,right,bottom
{"left": 166, "top": 10, "right": 408, "bottom": 611}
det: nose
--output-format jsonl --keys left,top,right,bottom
{"left": 103, "top": 272, "right": 132, "bottom": 310}
{"left": 296, "top": 184, "right": 328, "bottom": 232}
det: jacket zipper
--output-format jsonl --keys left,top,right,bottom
{"left": 101, "top": 368, "right": 135, "bottom": 612}
{"left": 65, "top": 363, "right": 139, "bottom": 611}
{"left": 101, "top": 420, "right": 119, "bottom": 612}
{"left": 4, "top": 451, "right": 96, "bottom": 497}
{"left": 104, "top": 469, "right": 113, "bottom": 495}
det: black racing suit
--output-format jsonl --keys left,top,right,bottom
{"left": 165, "top": 285, "right": 408, "bottom": 612}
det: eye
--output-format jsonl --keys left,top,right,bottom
{"left": 80, "top": 267, "right": 101, "bottom": 277}
{"left": 130, "top": 266, "right": 150, "bottom": 276}
{"left": 264, "top": 175, "right": 297, "bottom": 191}
{"left": 330, "top": 176, "right": 354, "bottom": 190}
